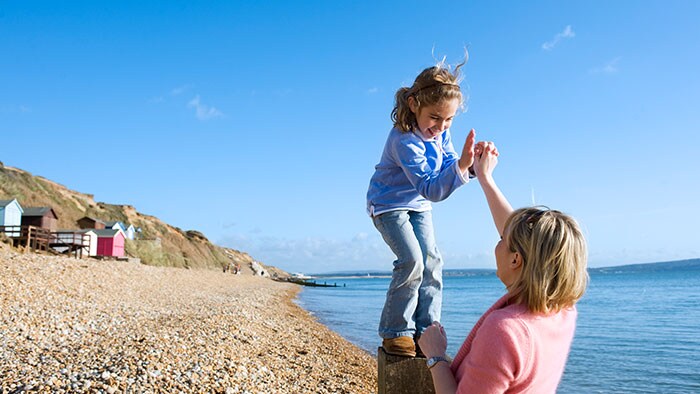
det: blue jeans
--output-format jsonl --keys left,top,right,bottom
{"left": 372, "top": 210, "right": 443, "bottom": 339}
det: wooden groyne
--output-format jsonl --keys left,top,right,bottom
{"left": 281, "top": 277, "right": 345, "bottom": 287}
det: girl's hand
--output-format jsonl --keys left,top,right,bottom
{"left": 474, "top": 141, "right": 499, "bottom": 180}
{"left": 458, "top": 129, "right": 476, "bottom": 175}
{"left": 418, "top": 322, "right": 448, "bottom": 359}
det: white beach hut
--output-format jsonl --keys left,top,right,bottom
{"left": 0, "top": 198, "right": 23, "bottom": 237}
{"left": 78, "top": 229, "right": 98, "bottom": 257}
{"left": 105, "top": 221, "right": 137, "bottom": 240}
{"left": 104, "top": 221, "right": 126, "bottom": 233}
{"left": 123, "top": 224, "right": 137, "bottom": 240}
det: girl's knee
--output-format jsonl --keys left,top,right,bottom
{"left": 393, "top": 259, "right": 424, "bottom": 287}
{"left": 394, "top": 257, "right": 424, "bottom": 272}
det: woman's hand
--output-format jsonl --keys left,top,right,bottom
{"left": 474, "top": 141, "right": 499, "bottom": 180}
{"left": 418, "top": 321, "right": 448, "bottom": 359}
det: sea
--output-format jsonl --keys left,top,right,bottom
{"left": 296, "top": 260, "right": 700, "bottom": 393}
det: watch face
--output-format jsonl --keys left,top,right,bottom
{"left": 427, "top": 356, "right": 447, "bottom": 368}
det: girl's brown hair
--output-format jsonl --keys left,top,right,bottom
{"left": 505, "top": 207, "right": 589, "bottom": 314}
{"left": 391, "top": 60, "right": 466, "bottom": 132}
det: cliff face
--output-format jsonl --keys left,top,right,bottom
{"left": 0, "top": 163, "right": 280, "bottom": 273}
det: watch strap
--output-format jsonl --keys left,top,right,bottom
{"left": 426, "top": 356, "right": 450, "bottom": 369}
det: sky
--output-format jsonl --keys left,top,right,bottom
{"left": 2, "top": 1, "right": 699, "bottom": 274}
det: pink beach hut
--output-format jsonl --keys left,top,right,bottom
{"left": 93, "top": 228, "right": 126, "bottom": 257}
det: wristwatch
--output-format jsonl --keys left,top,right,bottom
{"left": 426, "top": 356, "right": 450, "bottom": 369}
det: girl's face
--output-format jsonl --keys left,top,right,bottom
{"left": 410, "top": 98, "right": 460, "bottom": 140}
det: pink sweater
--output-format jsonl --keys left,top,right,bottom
{"left": 450, "top": 294, "right": 577, "bottom": 394}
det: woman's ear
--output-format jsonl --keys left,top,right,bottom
{"left": 512, "top": 253, "right": 523, "bottom": 270}
{"left": 408, "top": 96, "right": 418, "bottom": 114}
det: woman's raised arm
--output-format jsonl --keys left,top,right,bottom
{"left": 474, "top": 142, "right": 513, "bottom": 236}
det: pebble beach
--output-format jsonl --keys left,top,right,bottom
{"left": 0, "top": 245, "right": 377, "bottom": 393}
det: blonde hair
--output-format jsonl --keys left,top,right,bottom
{"left": 391, "top": 59, "right": 466, "bottom": 132}
{"left": 505, "top": 207, "right": 589, "bottom": 314}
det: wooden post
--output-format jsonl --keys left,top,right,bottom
{"left": 377, "top": 347, "right": 435, "bottom": 394}
{"left": 27, "top": 226, "right": 33, "bottom": 253}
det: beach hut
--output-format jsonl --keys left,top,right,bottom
{"left": 77, "top": 216, "right": 106, "bottom": 230}
{"left": 123, "top": 224, "right": 137, "bottom": 240}
{"left": 78, "top": 229, "right": 98, "bottom": 257}
{"left": 104, "top": 221, "right": 125, "bottom": 232}
{"left": 0, "top": 199, "right": 23, "bottom": 236}
{"left": 21, "top": 207, "right": 58, "bottom": 231}
{"left": 104, "top": 221, "right": 137, "bottom": 240}
{"left": 93, "top": 228, "right": 126, "bottom": 257}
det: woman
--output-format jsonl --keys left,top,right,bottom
{"left": 418, "top": 142, "right": 589, "bottom": 393}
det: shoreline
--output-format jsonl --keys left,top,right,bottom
{"left": 0, "top": 247, "right": 377, "bottom": 393}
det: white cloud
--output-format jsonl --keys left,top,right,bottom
{"left": 218, "top": 231, "right": 499, "bottom": 274}
{"left": 367, "top": 87, "right": 379, "bottom": 94}
{"left": 542, "top": 25, "right": 575, "bottom": 51}
{"left": 148, "top": 84, "right": 191, "bottom": 104}
{"left": 171, "top": 84, "right": 192, "bottom": 96}
{"left": 441, "top": 250, "right": 495, "bottom": 268}
{"left": 353, "top": 232, "right": 369, "bottom": 241}
{"left": 218, "top": 232, "right": 394, "bottom": 274}
{"left": 187, "top": 95, "right": 223, "bottom": 120}
{"left": 590, "top": 57, "right": 622, "bottom": 74}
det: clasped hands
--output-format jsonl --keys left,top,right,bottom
{"left": 459, "top": 129, "right": 500, "bottom": 179}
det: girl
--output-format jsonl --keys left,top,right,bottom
{"left": 418, "top": 143, "right": 589, "bottom": 393}
{"left": 366, "top": 61, "right": 478, "bottom": 357}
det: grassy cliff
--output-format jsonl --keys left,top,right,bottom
{"left": 0, "top": 162, "right": 283, "bottom": 274}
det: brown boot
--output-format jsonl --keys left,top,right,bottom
{"left": 382, "top": 337, "right": 416, "bottom": 357}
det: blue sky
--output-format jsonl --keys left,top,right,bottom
{"left": 2, "top": 1, "right": 699, "bottom": 273}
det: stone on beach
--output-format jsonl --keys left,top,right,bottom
{"left": 0, "top": 247, "right": 377, "bottom": 393}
